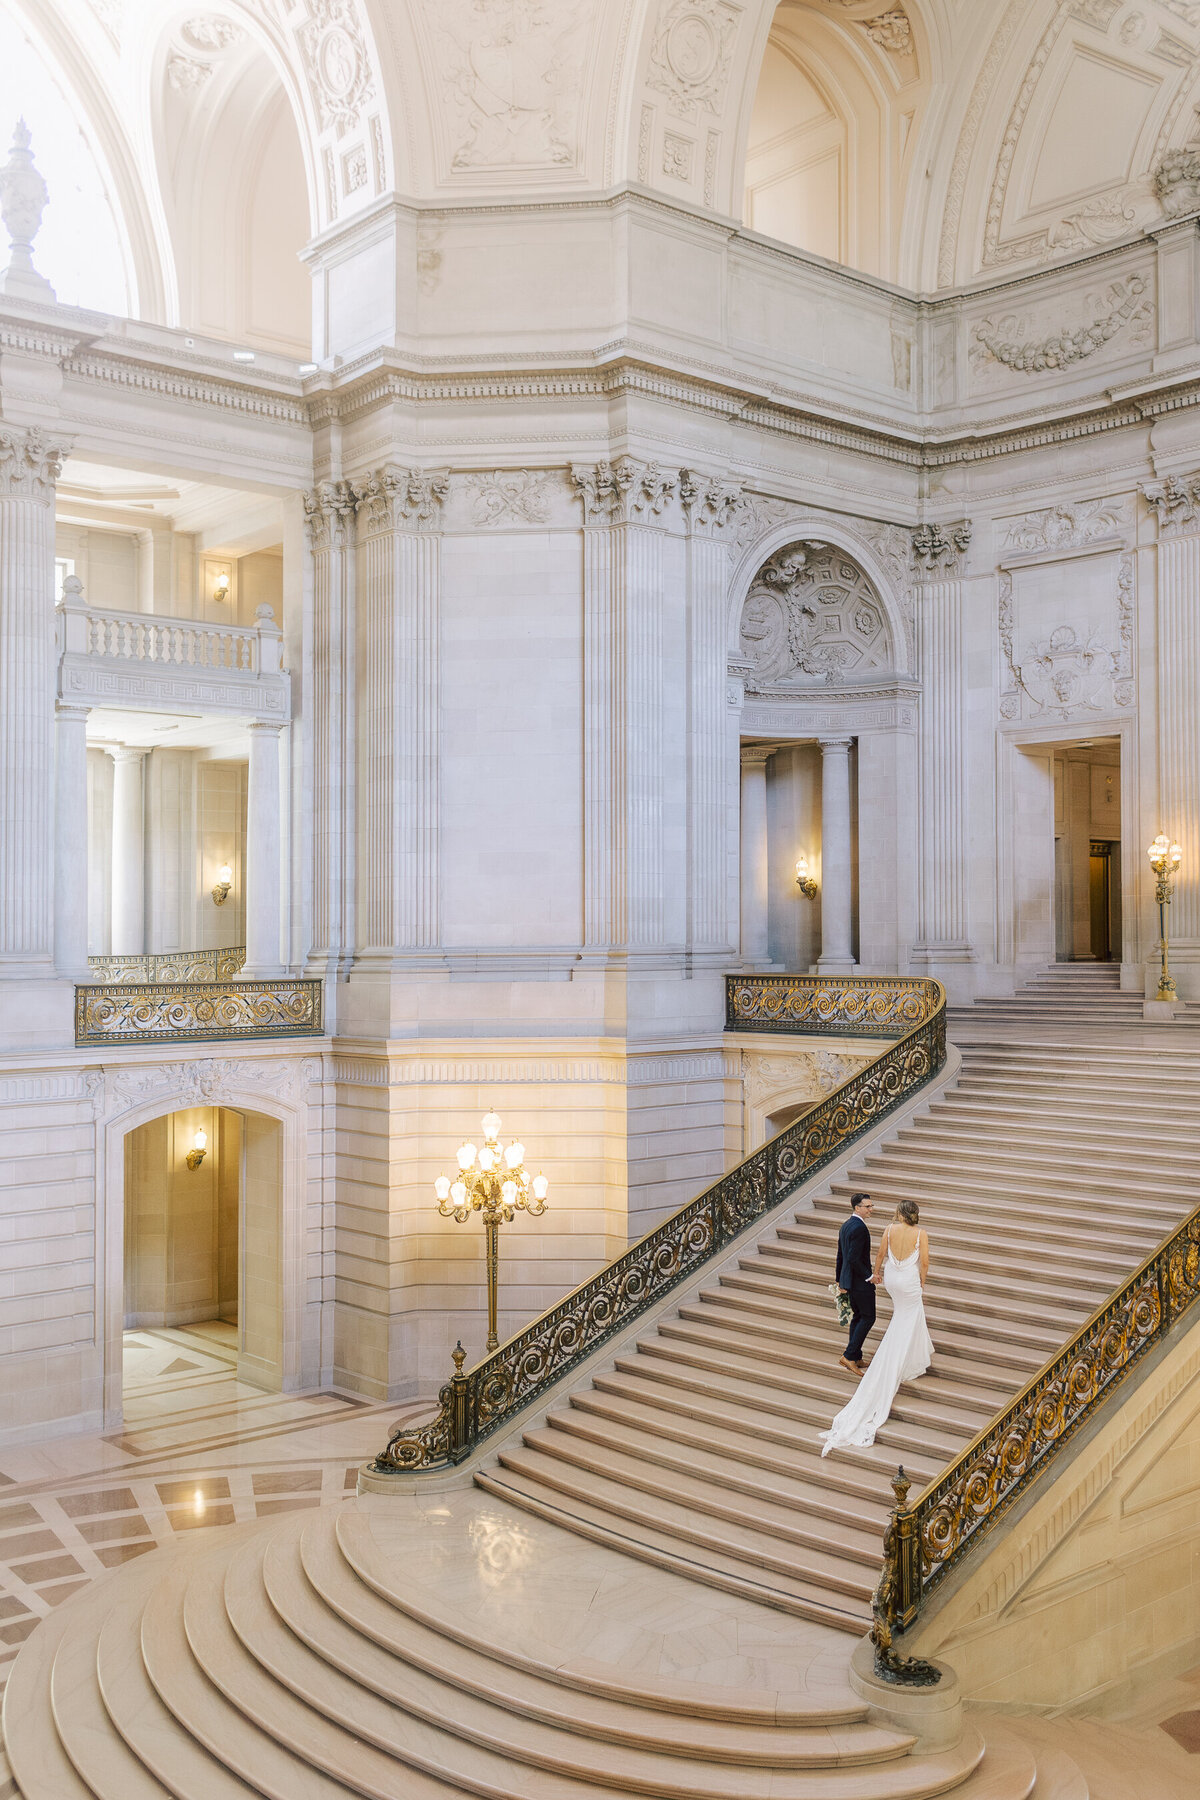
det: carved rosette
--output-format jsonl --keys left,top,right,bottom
{"left": 0, "top": 427, "right": 67, "bottom": 501}
{"left": 570, "top": 457, "right": 678, "bottom": 525}
{"left": 352, "top": 465, "right": 450, "bottom": 535}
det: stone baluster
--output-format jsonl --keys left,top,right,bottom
{"left": 739, "top": 745, "right": 773, "bottom": 965}
{"left": 109, "top": 746, "right": 147, "bottom": 957}
{"left": 351, "top": 466, "right": 447, "bottom": 964}
{"left": 818, "top": 737, "right": 857, "bottom": 974}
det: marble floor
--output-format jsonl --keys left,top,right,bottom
{"left": 0, "top": 1324, "right": 422, "bottom": 1699}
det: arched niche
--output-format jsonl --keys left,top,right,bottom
{"left": 736, "top": 539, "right": 899, "bottom": 692}
{"left": 154, "top": 14, "right": 314, "bottom": 355}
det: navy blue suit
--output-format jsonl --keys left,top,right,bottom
{"left": 836, "top": 1212, "right": 876, "bottom": 1363}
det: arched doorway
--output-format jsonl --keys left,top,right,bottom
{"left": 121, "top": 1103, "right": 285, "bottom": 1407}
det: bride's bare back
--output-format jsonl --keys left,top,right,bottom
{"left": 875, "top": 1219, "right": 930, "bottom": 1288}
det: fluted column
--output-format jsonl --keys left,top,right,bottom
{"left": 683, "top": 471, "right": 742, "bottom": 955}
{"left": 574, "top": 459, "right": 676, "bottom": 950}
{"left": 912, "top": 544, "right": 975, "bottom": 969}
{"left": 1156, "top": 532, "right": 1200, "bottom": 960}
{"left": 352, "top": 466, "right": 447, "bottom": 960}
{"left": 739, "top": 746, "right": 772, "bottom": 964}
{"left": 54, "top": 702, "right": 90, "bottom": 979}
{"left": 110, "top": 746, "right": 147, "bottom": 956}
{"left": 0, "top": 427, "right": 65, "bottom": 976}
{"left": 243, "top": 722, "right": 285, "bottom": 978}
{"left": 303, "top": 481, "right": 356, "bottom": 979}
{"left": 818, "top": 736, "right": 857, "bottom": 973}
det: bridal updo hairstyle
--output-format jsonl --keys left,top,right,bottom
{"left": 896, "top": 1199, "right": 920, "bottom": 1225}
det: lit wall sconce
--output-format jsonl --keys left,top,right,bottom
{"left": 212, "top": 862, "right": 233, "bottom": 906}
{"left": 795, "top": 854, "right": 819, "bottom": 899}
{"left": 186, "top": 1127, "right": 208, "bottom": 1171}
{"left": 212, "top": 571, "right": 231, "bottom": 604}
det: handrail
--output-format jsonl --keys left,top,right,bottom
{"left": 87, "top": 946, "right": 246, "bottom": 984}
{"left": 872, "top": 1197, "right": 1200, "bottom": 1681}
{"left": 727, "top": 973, "right": 937, "bottom": 1037}
{"left": 372, "top": 974, "right": 946, "bottom": 1475}
{"left": 74, "top": 977, "right": 323, "bottom": 1045}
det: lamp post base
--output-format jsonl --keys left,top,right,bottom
{"left": 1144, "top": 998, "right": 1184, "bottom": 1022}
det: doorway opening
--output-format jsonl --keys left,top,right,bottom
{"left": 122, "top": 1105, "right": 284, "bottom": 1417}
{"left": 1052, "top": 738, "right": 1121, "bottom": 961}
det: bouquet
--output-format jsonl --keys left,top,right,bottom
{"left": 828, "top": 1282, "right": 853, "bottom": 1327}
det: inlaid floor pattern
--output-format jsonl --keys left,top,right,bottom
{"left": 479, "top": 1034, "right": 1200, "bottom": 1632}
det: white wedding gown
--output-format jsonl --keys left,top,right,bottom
{"left": 820, "top": 1235, "right": 934, "bottom": 1457}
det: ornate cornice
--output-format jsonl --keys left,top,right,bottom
{"left": 571, "top": 456, "right": 678, "bottom": 524}
{"left": 352, "top": 463, "right": 450, "bottom": 533}
{"left": 0, "top": 426, "right": 67, "bottom": 498}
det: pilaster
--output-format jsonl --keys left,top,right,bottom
{"left": 682, "top": 470, "right": 742, "bottom": 958}
{"left": 302, "top": 480, "right": 357, "bottom": 985}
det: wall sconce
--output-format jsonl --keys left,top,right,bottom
{"left": 212, "top": 863, "right": 233, "bottom": 906}
{"left": 212, "top": 571, "right": 231, "bottom": 604}
{"left": 795, "top": 855, "right": 819, "bottom": 899}
{"left": 186, "top": 1127, "right": 208, "bottom": 1171}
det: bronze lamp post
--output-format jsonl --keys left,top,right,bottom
{"left": 434, "top": 1109, "right": 548, "bottom": 1352}
{"left": 1147, "top": 833, "right": 1183, "bottom": 1002}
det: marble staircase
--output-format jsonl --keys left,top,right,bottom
{"left": 949, "top": 961, "right": 1200, "bottom": 1029}
{"left": 479, "top": 1037, "right": 1200, "bottom": 1633}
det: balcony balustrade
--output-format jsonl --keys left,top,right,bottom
{"left": 87, "top": 946, "right": 246, "bottom": 983}
{"left": 74, "top": 975, "right": 323, "bottom": 1045}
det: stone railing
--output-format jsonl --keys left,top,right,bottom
{"left": 87, "top": 946, "right": 246, "bottom": 984}
{"left": 870, "top": 1199, "right": 1200, "bottom": 1685}
{"left": 74, "top": 977, "right": 322, "bottom": 1045}
{"left": 370, "top": 974, "right": 946, "bottom": 1476}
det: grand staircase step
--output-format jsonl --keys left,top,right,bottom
{"left": 776, "top": 1220, "right": 1133, "bottom": 1285}
{"left": 751, "top": 1241, "right": 1116, "bottom": 1309}
{"left": 812, "top": 1193, "right": 1167, "bottom": 1255}
{"left": 826, "top": 1176, "right": 1181, "bottom": 1235}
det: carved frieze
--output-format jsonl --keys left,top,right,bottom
{"left": 1001, "top": 497, "right": 1127, "bottom": 553}
{"left": 353, "top": 465, "right": 450, "bottom": 533}
{"left": 1141, "top": 469, "right": 1200, "bottom": 532}
{"left": 742, "top": 1049, "right": 872, "bottom": 1110}
{"left": 739, "top": 543, "right": 895, "bottom": 691}
{"left": 571, "top": 458, "right": 677, "bottom": 524}
{"left": 647, "top": 0, "right": 740, "bottom": 121}
{"left": 424, "top": 0, "right": 595, "bottom": 170}
{"left": 466, "top": 470, "right": 554, "bottom": 526}
{"left": 972, "top": 274, "right": 1151, "bottom": 376}
{"left": 98, "top": 1054, "right": 320, "bottom": 1117}
{"left": 999, "top": 554, "right": 1134, "bottom": 721}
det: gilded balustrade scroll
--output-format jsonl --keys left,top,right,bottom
{"left": 75, "top": 978, "right": 323, "bottom": 1045}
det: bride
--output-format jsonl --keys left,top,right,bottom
{"left": 820, "top": 1198, "right": 933, "bottom": 1457}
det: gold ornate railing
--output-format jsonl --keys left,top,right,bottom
{"left": 727, "top": 973, "right": 938, "bottom": 1037}
{"left": 371, "top": 974, "right": 946, "bottom": 1475}
{"left": 87, "top": 946, "right": 246, "bottom": 983}
{"left": 74, "top": 977, "right": 322, "bottom": 1045}
{"left": 873, "top": 1200, "right": 1200, "bottom": 1682}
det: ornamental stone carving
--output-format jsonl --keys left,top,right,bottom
{"left": 353, "top": 465, "right": 450, "bottom": 533}
{"left": 1140, "top": 470, "right": 1200, "bottom": 533}
{"left": 647, "top": 0, "right": 740, "bottom": 121}
{"left": 910, "top": 521, "right": 972, "bottom": 574}
{"left": 858, "top": 9, "right": 913, "bottom": 55}
{"left": 999, "top": 555, "right": 1134, "bottom": 721}
{"left": 1154, "top": 146, "right": 1200, "bottom": 217}
{"left": 742, "top": 1049, "right": 872, "bottom": 1110}
{"left": 100, "top": 1054, "right": 319, "bottom": 1116}
{"left": 0, "top": 427, "right": 66, "bottom": 499}
{"left": 571, "top": 458, "right": 677, "bottom": 524}
{"left": 679, "top": 468, "right": 744, "bottom": 533}
{"left": 181, "top": 15, "right": 242, "bottom": 51}
{"left": 1001, "top": 497, "right": 1126, "bottom": 553}
{"left": 425, "top": 0, "right": 595, "bottom": 170}
{"left": 0, "top": 122, "right": 51, "bottom": 295}
{"left": 738, "top": 543, "right": 895, "bottom": 691}
{"left": 298, "top": 0, "right": 374, "bottom": 134}
{"left": 302, "top": 477, "right": 356, "bottom": 549}
{"left": 972, "top": 273, "right": 1151, "bottom": 375}
{"left": 466, "top": 470, "right": 554, "bottom": 526}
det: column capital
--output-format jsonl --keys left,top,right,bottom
{"left": 54, "top": 700, "right": 90, "bottom": 723}
{"left": 0, "top": 426, "right": 69, "bottom": 500}
{"left": 352, "top": 464, "right": 450, "bottom": 535}
{"left": 108, "top": 743, "right": 148, "bottom": 765}
{"left": 817, "top": 734, "right": 854, "bottom": 752}
{"left": 739, "top": 743, "right": 775, "bottom": 766}
{"left": 1141, "top": 470, "right": 1200, "bottom": 536}
{"left": 302, "top": 477, "right": 357, "bottom": 550}
{"left": 910, "top": 520, "right": 972, "bottom": 576}
{"left": 571, "top": 457, "right": 678, "bottom": 526}
{"left": 247, "top": 718, "right": 285, "bottom": 738}
{"left": 679, "top": 468, "right": 744, "bottom": 535}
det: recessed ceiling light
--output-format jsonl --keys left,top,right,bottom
{"left": 233, "top": 350, "right": 255, "bottom": 362}
{"left": 299, "top": 362, "right": 318, "bottom": 374}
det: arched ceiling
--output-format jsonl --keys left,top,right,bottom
{"left": 7, "top": 0, "right": 1200, "bottom": 334}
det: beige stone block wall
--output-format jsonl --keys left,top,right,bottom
{"left": 908, "top": 1319, "right": 1200, "bottom": 1711}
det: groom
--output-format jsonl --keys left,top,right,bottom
{"left": 835, "top": 1191, "right": 875, "bottom": 1377}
